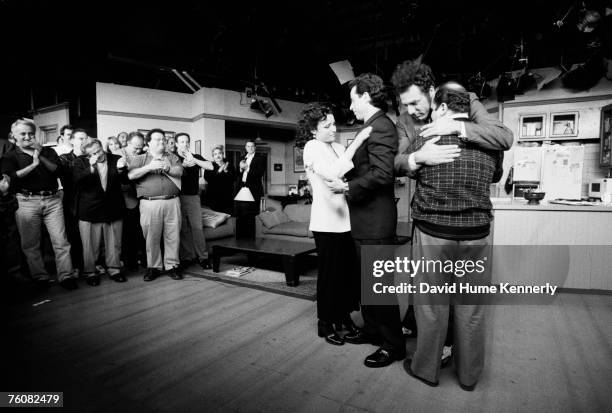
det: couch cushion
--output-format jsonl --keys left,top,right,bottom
{"left": 284, "top": 204, "right": 311, "bottom": 223}
{"left": 263, "top": 221, "right": 310, "bottom": 237}
{"left": 259, "top": 209, "right": 290, "bottom": 229}
{"left": 201, "top": 208, "right": 231, "bottom": 229}
{"left": 204, "top": 220, "right": 234, "bottom": 240}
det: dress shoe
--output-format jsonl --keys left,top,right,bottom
{"left": 167, "top": 267, "right": 183, "bottom": 280}
{"left": 109, "top": 272, "right": 127, "bottom": 283}
{"left": 86, "top": 275, "right": 101, "bottom": 287}
{"left": 199, "top": 258, "right": 212, "bottom": 270}
{"left": 364, "top": 348, "right": 405, "bottom": 368}
{"left": 34, "top": 279, "right": 51, "bottom": 291}
{"left": 403, "top": 359, "right": 439, "bottom": 387}
{"left": 126, "top": 262, "right": 139, "bottom": 272}
{"left": 459, "top": 381, "right": 477, "bottom": 391}
{"left": 317, "top": 320, "right": 344, "bottom": 346}
{"left": 344, "top": 330, "right": 381, "bottom": 345}
{"left": 143, "top": 268, "right": 160, "bottom": 282}
{"left": 60, "top": 278, "right": 78, "bottom": 290}
{"left": 335, "top": 315, "right": 360, "bottom": 335}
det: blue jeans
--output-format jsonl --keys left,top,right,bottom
{"left": 16, "top": 193, "right": 74, "bottom": 281}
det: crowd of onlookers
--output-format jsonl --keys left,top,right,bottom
{"left": 0, "top": 120, "right": 246, "bottom": 289}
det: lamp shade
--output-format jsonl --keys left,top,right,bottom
{"left": 234, "top": 186, "right": 255, "bottom": 202}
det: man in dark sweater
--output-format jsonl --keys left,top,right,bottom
{"left": 175, "top": 132, "right": 213, "bottom": 270}
{"left": 58, "top": 129, "right": 88, "bottom": 277}
{"left": 1, "top": 119, "right": 76, "bottom": 290}
{"left": 0, "top": 174, "right": 20, "bottom": 281}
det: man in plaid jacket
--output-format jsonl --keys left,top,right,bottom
{"left": 402, "top": 86, "right": 499, "bottom": 391}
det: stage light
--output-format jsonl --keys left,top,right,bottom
{"left": 250, "top": 97, "right": 274, "bottom": 118}
{"left": 496, "top": 72, "right": 516, "bottom": 102}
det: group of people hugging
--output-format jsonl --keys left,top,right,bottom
{"left": 297, "top": 59, "right": 512, "bottom": 390}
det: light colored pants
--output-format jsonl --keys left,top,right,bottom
{"left": 410, "top": 226, "right": 492, "bottom": 386}
{"left": 179, "top": 194, "right": 208, "bottom": 262}
{"left": 79, "top": 219, "right": 123, "bottom": 277}
{"left": 139, "top": 197, "right": 181, "bottom": 270}
{"left": 15, "top": 193, "right": 74, "bottom": 281}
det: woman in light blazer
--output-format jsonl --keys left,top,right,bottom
{"left": 297, "top": 102, "right": 371, "bottom": 346}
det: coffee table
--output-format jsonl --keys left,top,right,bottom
{"left": 212, "top": 238, "right": 317, "bottom": 286}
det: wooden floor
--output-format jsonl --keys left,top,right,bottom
{"left": 4, "top": 272, "right": 612, "bottom": 413}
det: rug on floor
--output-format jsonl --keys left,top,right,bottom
{"left": 183, "top": 255, "right": 318, "bottom": 300}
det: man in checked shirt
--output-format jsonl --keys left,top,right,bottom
{"left": 392, "top": 61, "right": 512, "bottom": 391}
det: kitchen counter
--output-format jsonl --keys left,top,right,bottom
{"left": 491, "top": 200, "right": 612, "bottom": 291}
{"left": 492, "top": 199, "right": 612, "bottom": 212}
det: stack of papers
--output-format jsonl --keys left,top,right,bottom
{"left": 225, "top": 266, "right": 255, "bottom": 277}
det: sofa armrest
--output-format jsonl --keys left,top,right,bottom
{"left": 255, "top": 214, "right": 265, "bottom": 238}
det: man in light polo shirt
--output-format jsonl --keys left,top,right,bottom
{"left": 128, "top": 129, "right": 183, "bottom": 281}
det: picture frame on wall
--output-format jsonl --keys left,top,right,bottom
{"left": 293, "top": 146, "right": 305, "bottom": 172}
{"left": 550, "top": 111, "right": 579, "bottom": 138}
{"left": 518, "top": 114, "right": 546, "bottom": 140}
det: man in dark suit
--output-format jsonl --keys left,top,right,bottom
{"left": 73, "top": 139, "right": 127, "bottom": 286}
{"left": 235, "top": 139, "right": 266, "bottom": 238}
{"left": 328, "top": 73, "right": 405, "bottom": 368}
{"left": 58, "top": 129, "right": 88, "bottom": 277}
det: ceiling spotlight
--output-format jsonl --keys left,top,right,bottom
{"left": 496, "top": 72, "right": 516, "bottom": 102}
{"left": 250, "top": 97, "right": 274, "bottom": 118}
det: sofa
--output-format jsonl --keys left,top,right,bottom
{"left": 201, "top": 208, "right": 236, "bottom": 253}
{"left": 255, "top": 204, "right": 314, "bottom": 244}
{"left": 254, "top": 203, "right": 412, "bottom": 245}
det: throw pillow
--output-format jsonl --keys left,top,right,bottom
{"left": 201, "top": 208, "right": 231, "bottom": 229}
{"left": 259, "top": 209, "right": 290, "bottom": 229}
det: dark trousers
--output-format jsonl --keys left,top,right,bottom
{"left": 354, "top": 237, "right": 404, "bottom": 355}
{"left": 235, "top": 199, "right": 259, "bottom": 239}
{"left": 313, "top": 231, "right": 359, "bottom": 323}
{"left": 121, "top": 206, "right": 146, "bottom": 267}
{"left": 63, "top": 206, "right": 83, "bottom": 273}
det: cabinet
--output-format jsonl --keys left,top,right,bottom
{"left": 600, "top": 104, "right": 612, "bottom": 167}
{"left": 518, "top": 111, "right": 583, "bottom": 141}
